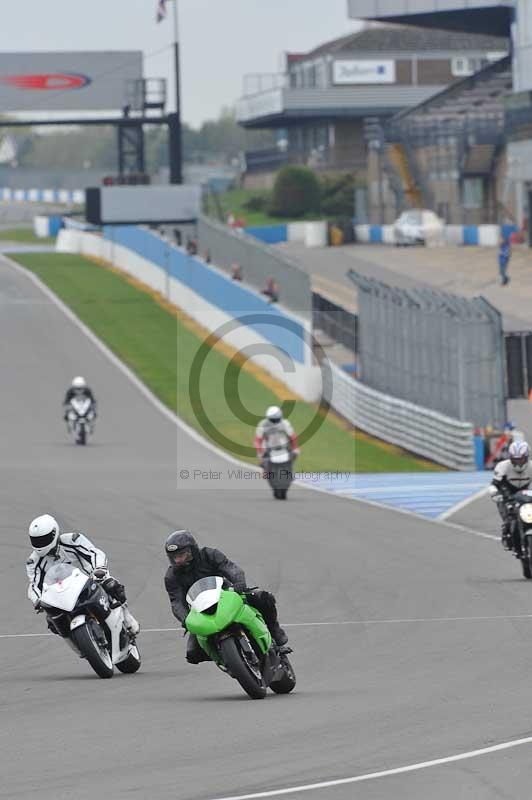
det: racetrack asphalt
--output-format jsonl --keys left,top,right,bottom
{"left": 3, "top": 254, "right": 532, "bottom": 800}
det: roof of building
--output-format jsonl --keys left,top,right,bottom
{"left": 300, "top": 24, "right": 508, "bottom": 60}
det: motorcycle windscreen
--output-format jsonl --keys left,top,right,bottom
{"left": 186, "top": 576, "right": 223, "bottom": 612}
{"left": 42, "top": 563, "right": 89, "bottom": 612}
{"left": 43, "top": 562, "right": 78, "bottom": 587}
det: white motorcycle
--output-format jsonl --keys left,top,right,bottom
{"left": 66, "top": 397, "right": 95, "bottom": 445}
{"left": 40, "top": 562, "right": 141, "bottom": 679}
{"left": 264, "top": 437, "right": 294, "bottom": 500}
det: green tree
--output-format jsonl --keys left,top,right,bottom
{"left": 270, "top": 166, "right": 321, "bottom": 218}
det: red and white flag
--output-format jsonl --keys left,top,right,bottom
{"left": 156, "top": 0, "right": 167, "bottom": 23}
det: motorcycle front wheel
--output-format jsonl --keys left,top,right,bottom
{"left": 521, "top": 539, "right": 532, "bottom": 579}
{"left": 71, "top": 622, "right": 114, "bottom": 678}
{"left": 220, "top": 636, "right": 266, "bottom": 699}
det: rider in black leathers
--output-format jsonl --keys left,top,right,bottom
{"left": 163, "top": 530, "right": 289, "bottom": 664}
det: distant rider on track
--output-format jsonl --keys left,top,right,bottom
{"left": 63, "top": 376, "right": 97, "bottom": 422}
{"left": 490, "top": 441, "right": 532, "bottom": 550}
{"left": 163, "top": 529, "right": 289, "bottom": 664}
{"left": 26, "top": 514, "right": 139, "bottom": 635}
{"left": 254, "top": 405, "right": 299, "bottom": 470}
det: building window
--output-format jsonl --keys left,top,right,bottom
{"left": 452, "top": 57, "right": 484, "bottom": 77}
{"left": 462, "top": 178, "right": 484, "bottom": 209}
{"left": 305, "top": 64, "right": 316, "bottom": 88}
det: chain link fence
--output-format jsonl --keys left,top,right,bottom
{"left": 348, "top": 270, "right": 506, "bottom": 429}
{"left": 197, "top": 214, "right": 312, "bottom": 319}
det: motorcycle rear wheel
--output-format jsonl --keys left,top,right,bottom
{"left": 220, "top": 636, "right": 266, "bottom": 699}
{"left": 71, "top": 622, "right": 114, "bottom": 678}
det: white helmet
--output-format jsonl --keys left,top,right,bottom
{"left": 72, "top": 376, "right": 87, "bottom": 390}
{"left": 29, "top": 514, "right": 60, "bottom": 556}
{"left": 266, "top": 405, "right": 283, "bottom": 423}
{"left": 509, "top": 441, "right": 530, "bottom": 473}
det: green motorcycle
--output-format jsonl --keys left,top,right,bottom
{"left": 185, "top": 576, "right": 296, "bottom": 699}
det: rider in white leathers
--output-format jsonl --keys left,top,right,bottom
{"left": 254, "top": 406, "right": 300, "bottom": 467}
{"left": 490, "top": 441, "right": 532, "bottom": 549}
{"left": 26, "top": 514, "right": 139, "bottom": 634}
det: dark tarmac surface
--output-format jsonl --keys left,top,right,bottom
{"left": 2, "top": 256, "right": 532, "bottom": 800}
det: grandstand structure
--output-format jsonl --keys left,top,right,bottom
{"left": 382, "top": 55, "right": 513, "bottom": 224}
{"left": 351, "top": 1, "right": 532, "bottom": 234}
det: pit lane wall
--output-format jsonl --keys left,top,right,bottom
{"left": 355, "top": 224, "right": 519, "bottom": 246}
{"left": 55, "top": 225, "right": 322, "bottom": 402}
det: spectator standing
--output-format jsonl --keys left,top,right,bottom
{"left": 498, "top": 235, "right": 511, "bottom": 286}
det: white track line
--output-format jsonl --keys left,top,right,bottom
{"left": 438, "top": 485, "right": 491, "bottom": 520}
{"left": 209, "top": 735, "right": 532, "bottom": 800}
{"left": 4, "top": 614, "right": 532, "bottom": 639}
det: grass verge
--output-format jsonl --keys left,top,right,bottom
{"left": 0, "top": 227, "right": 55, "bottom": 245}
{"left": 11, "top": 252, "right": 441, "bottom": 473}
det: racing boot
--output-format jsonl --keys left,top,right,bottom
{"left": 122, "top": 605, "right": 140, "bottom": 636}
{"left": 271, "top": 621, "right": 289, "bottom": 648}
{"left": 501, "top": 522, "right": 512, "bottom": 551}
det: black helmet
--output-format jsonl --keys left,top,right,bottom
{"left": 165, "top": 530, "right": 198, "bottom": 571}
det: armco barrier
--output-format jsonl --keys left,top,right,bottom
{"left": 33, "top": 215, "right": 63, "bottom": 238}
{"left": 244, "top": 224, "right": 287, "bottom": 244}
{"left": 1, "top": 187, "right": 84, "bottom": 204}
{"left": 324, "top": 362, "right": 476, "bottom": 470}
{"left": 354, "top": 223, "right": 519, "bottom": 247}
{"left": 57, "top": 226, "right": 322, "bottom": 401}
{"left": 243, "top": 221, "right": 325, "bottom": 246}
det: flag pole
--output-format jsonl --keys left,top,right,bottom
{"left": 170, "top": 0, "right": 183, "bottom": 183}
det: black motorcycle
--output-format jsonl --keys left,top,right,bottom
{"left": 504, "top": 490, "right": 532, "bottom": 578}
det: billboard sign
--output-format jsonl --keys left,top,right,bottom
{"left": 0, "top": 52, "right": 142, "bottom": 111}
{"left": 333, "top": 60, "right": 396, "bottom": 85}
{"left": 86, "top": 185, "right": 202, "bottom": 225}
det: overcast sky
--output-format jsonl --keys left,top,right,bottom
{"left": 0, "top": 0, "right": 362, "bottom": 127}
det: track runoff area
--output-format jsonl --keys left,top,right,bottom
{"left": 2, "top": 253, "right": 532, "bottom": 800}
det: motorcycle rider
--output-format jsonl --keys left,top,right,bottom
{"left": 254, "top": 406, "right": 299, "bottom": 468}
{"left": 63, "top": 376, "right": 97, "bottom": 422}
{"left": 26, "top": 514, "right": 139, "bottom": 635}
{"left": 490, "top": 441, "right": 532, "bottom": 550}
{"left": 164, "top": 530, "right": 289, "bottom": 664}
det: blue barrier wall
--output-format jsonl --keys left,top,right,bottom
{"left": 104, "top": 226, "right": 306, "bottom": 364}
{"left": 245, "top": 225, "right": 287, "bottom": 244}
{"left": 463, "top": 226, "right": 479, "bottom": 246}
{"left": 369, "top": 225, "right": 383, "bottom": 243}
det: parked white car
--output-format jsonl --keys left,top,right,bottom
{"left": 394, "top": 209, "right": 444, "bottom": 246}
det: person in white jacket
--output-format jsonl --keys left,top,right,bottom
{"left": 490, "top": 441, "right": 532, "bottom": 550}
{"left": 26, "top": 514, "right": 139, "bottom": 634}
